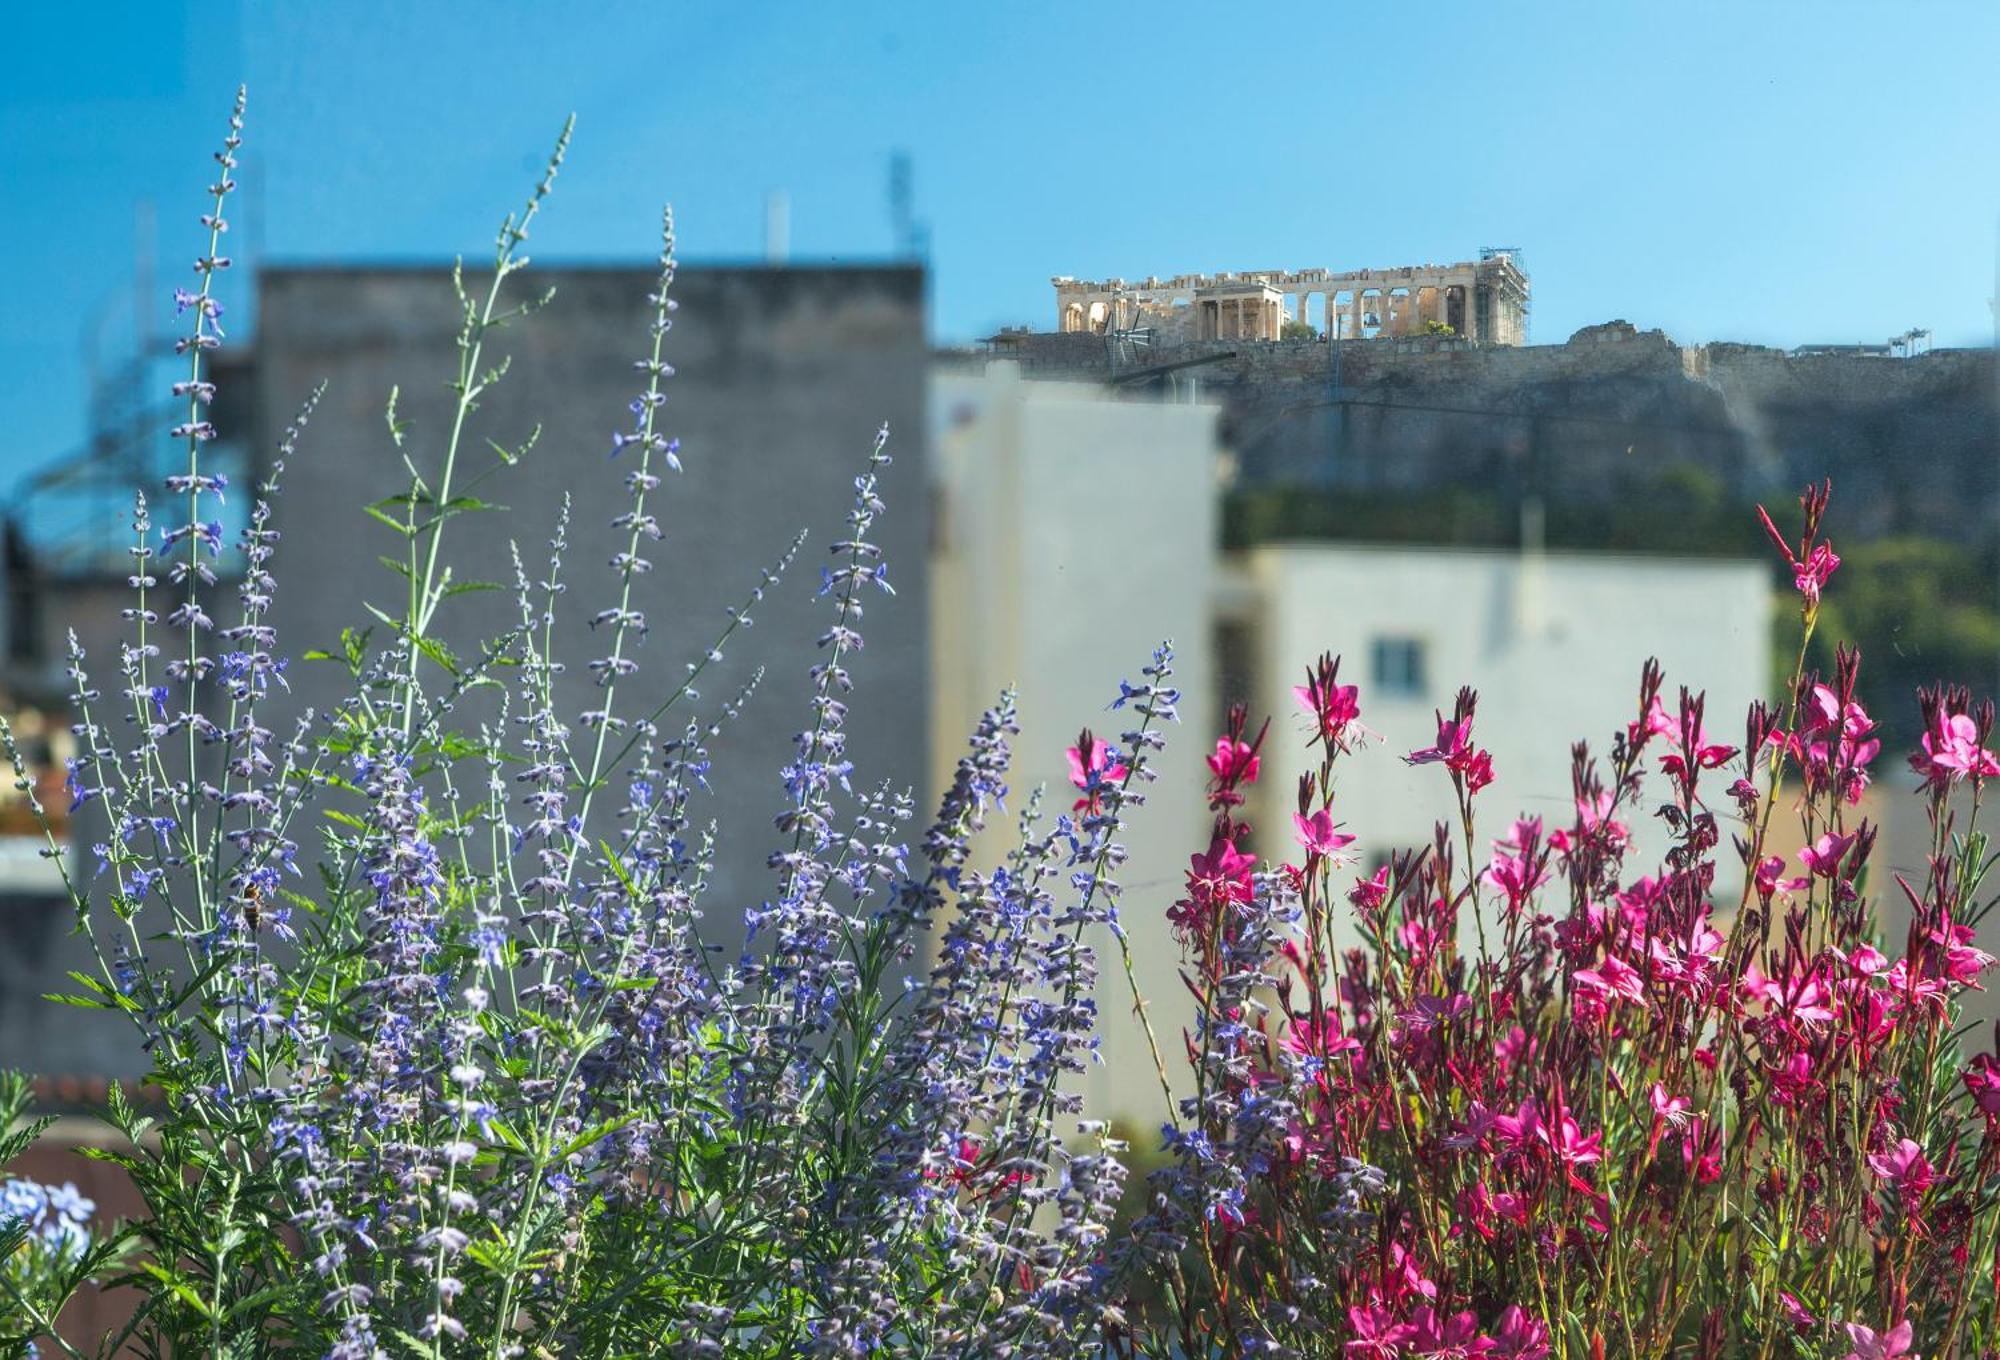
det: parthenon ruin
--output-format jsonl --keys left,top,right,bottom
{"left": 1052, "top": 251, "right": 1531, "bottom": 346}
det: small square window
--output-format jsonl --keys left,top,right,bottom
{"left": 1371, "top": 636, "right": 1427, "bottom": 698}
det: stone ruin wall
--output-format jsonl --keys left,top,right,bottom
{"left": 1053, "top": 256, "right": 1531, "bottom": 347}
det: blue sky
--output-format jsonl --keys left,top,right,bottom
{"left": 5, "top": 0, "right": 1997, "bottom": 488}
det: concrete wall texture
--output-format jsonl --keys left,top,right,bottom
{"left": 250, "top": 263, "right": 932, "bottom": 942}
{"left": 929, "top": 360, "right": 1221, "bottom": 1118}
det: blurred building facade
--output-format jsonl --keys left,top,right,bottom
{"left": 249, "top": 264, "right": 933, "bottom": 921}
{"left": 1233, "top": 542, "right": 1772, "bottom": 915}
{"left": 928, "top": 360, "right": 1221, "bottom": 1118}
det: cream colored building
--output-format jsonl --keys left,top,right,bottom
{"left": 928, "top": 359, "right": 1222, "bottom": 1124}
{"left": 1231, "top": 542, "right": 1773, "bottom": 928}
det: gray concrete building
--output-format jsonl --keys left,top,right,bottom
{"left": 251, "top": 262, "right": 931, "bottom": 912}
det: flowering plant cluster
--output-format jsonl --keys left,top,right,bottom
{"left": 6, "top": 92, "right": 2000, "bottom": 1360}
{"left": 1124, "top": 482, "right": 2000, "bottom": 1357}
{"left": 0, "top": 93, "right": 1170, "bottom": 1358}
{"left": 0, "top": 1074, "right": 121, "bottom": 1355}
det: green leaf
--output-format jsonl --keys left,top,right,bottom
{"left": 416, "top": 634, "right": 463, "bottom": 678}
{"left": 388, "top": 1326, "right": 435, "bottom": 1357}
{"left": 42, "top": 990, "right": 118, "bottom": 1010}
{"left": 560, "top": 1114, "right": 637, "bottom": 1159}
{"left": 439, "top": 495, "right": 503, "bottom": 515}
{"left": 363, "top": 504, "right": 415, "bottom": 536}
{"left": 343, "top": 626, "right": 372, "bottom": 670}
{"left": 599, "top": 839, "right": 640, "bottom": 896}
{"left": 138, "top": 1261, "right": 216, "bottom": 1318}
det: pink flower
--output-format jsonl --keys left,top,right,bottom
{"left": 1649, "top": 1083, "right": 1691, "bottom": 1128}
{"left": 1793, "top": 542, "right": 1840, "bottom": 602}
{"left": 1884, "top": 958, "right": 1951, "bottom": 1017}
{"left": 1642, "top": 693, "right": 1739, "bottom": 779}
{"left": 1461, "top": 748, "right": 1495, "bottom": 794}
{"left": 1407, "top": 719, "right": 1471, "bottom": 768}
{"left": 1549, "top": 788, "right": 1630, "bottom": 858}
{"left": 1185, "top": 836, "right": 1254, "bottom": 905}
{"left": 1482, "top": 818, "right": 1550, "bottom": 916}
{"left": 1550, "top": 1114, "right": 1603, "bottom": 1177}
{"left": 1965, "top": 1052, "right": 2000, "bottom": 1122}
{"left": 1742, "top": 964, "right": 1838, "bottom": 1026}
{"left": 1282, "top": 1008, "right": 1361, "bottom": 1062}
{"left": 1494, "top": 1096, "right": 1601, "bottom": 1190}
{"left": 1293, "top": 807, "right": 1357, "bottom": 860}
{"left": 1867, "top": 1137, "right": 1934, "bottom": 1204}
{"left": 1799, "top": 831, "right": 1857, "bottom": 879}
{"left": 1408, "top": 1305, "right": 1496, "bottom": 1357}
{"left": 1682, "top": 1121, "right": 1722, "bottom": 1184}
{"left": 1206, "top": 735, "right": 1260, "bottom": 786}
{"left": 1841, "top": 942, "right": 1890, "bottom": 976}
{"left": 1760, "top": 484, "right": 1832, "bottom": 600}
{"left": 1386, "top": 1242, "right": 1438, "bottom": 1299}
{"left": 1494, "top": 1026, "right": 1535, "bottom": 1076}
{"left": 1492, "top": 1097, "right": 1546, "bottom": 1152}
{"left": 1839, "top": 1319, "right": 1914, "bottom": 1360}
{"left": 1768, "top": 1051, "right": 1817, "bottom": 1106}
{"left": 1910, "top": 711, "right": 2000, "bottom": 789}
{"left": 1779, "top": 1292, "right": 1816, "bottom": 1331}
{"left": 1407, "top": 713, "right": 1495, "bottom": 795}
{"left": 1400, "top": 993, "right": 1473, "bottom": 1035}
{"left": 1489, "top": 1307, "right": 1550, "bottom": 1360}
{"left": 1459, "top": 1181, "right": 1531, "bottom": 1239}
{"left": 1646, "top": 916, "right": 1725, "bottom": 993}
{"left": 1925, "top": 913, "right": 1996, "bottom": 988}
{"left": 1755, "top": 855, "right": 1810, "bottom": 899}
{"left": 1349, "top": 864, "right": 1392, "bottom": 917}
{"left": 1345, "top": 1304, "right": 1417, "bottom": 1357}
{"left": 1170, "top": 835, "right": 1256, "bottom": 936}
{"left": 1573, "top": 954, "right": 1646, "bottom": 1009}
{"left": 1627, "top": 693, "right": 1679, "bottom": 746}
{"left": 1296, "top": 654, "right": 1363, "bottom": 750}
{"left": 1064, "top": 730, "right": 1127, "bottom": 813}
{"left": 1795, "top": 683, "right": 1881, "bottom": 804}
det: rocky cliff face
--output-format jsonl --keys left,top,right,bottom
{"left": 986, "top": 327, "right": 1999, "bottom": 544}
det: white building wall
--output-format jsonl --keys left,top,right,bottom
{"left": 1242, "top": 544, "right": 1773, "bottom": 938}
{"left": 929, "top": 361, "right": 1221, "bottom": 1124}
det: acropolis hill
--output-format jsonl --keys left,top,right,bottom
{"left": 976, "top": 257, "right": 1996, "bottom": 550}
